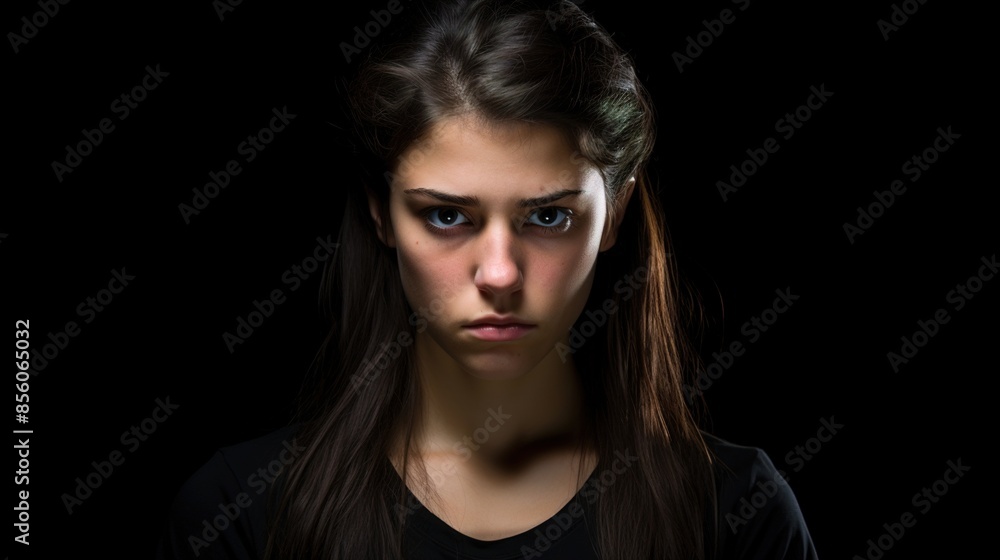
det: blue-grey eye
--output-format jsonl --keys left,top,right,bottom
{"left": 426, "top": 207, "right": 469, "bottom": 228}
{"left": 527, "top": 207, "right": 569, "bottom": 228}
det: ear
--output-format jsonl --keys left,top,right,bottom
{"left": 366, "top": 187, "right": 396, "bottom": 248}
{"left": 599, "top": 176, "right": 635, "bottom": 252}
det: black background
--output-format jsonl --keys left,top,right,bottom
{"left": 6, "top": 0, "right": 991, "bottom": 558}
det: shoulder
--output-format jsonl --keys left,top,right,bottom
{"left": 701, "top": 432, "right": 819, "bottom": 560}
{"left": 153, "top": 424, "right": 303, "bottom": 560}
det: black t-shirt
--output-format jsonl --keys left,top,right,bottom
{"left": 153, "top": 425, "right": 818, "bottom": 559}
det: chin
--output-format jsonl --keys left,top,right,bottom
{"left": 454, "top": 347, "right": 547, "bottom": 380}
{"left": 419, "top": 324, "right": 562, "bottom": 380}
{"left": 460, "top": 356, "right": 534, "bottom": 380}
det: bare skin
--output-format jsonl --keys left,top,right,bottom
{"left": 369, "top": 113, "right": 633, "bottom": 540}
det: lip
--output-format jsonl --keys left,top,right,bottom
{"left": 462, "top": 315, "right": 536, "bottom": 341}
{"left": 462, "top": 315, "right": 534, "bottom": 327}
{"left": 462, "top": 324, "right": 536, "bottom": 341}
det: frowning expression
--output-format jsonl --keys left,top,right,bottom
{"left": 368, "top": 114, "right": 631, "bottom": 379}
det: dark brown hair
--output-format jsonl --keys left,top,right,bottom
{"left": 265, "top": 1, "right": 718, "bottom": 558}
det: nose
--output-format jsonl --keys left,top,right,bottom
{"left": 473, "top": 220, "right": 524, "bottom": 297}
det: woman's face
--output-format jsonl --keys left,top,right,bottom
{"left": 368, "top": 114, "right": 633, "bottom": 380}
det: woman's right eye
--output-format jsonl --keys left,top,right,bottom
{"left": 423, "top": 207, "right": 470, "bottom": 234}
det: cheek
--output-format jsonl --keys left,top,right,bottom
{"left": 533, "top": 255, "right": 590, "bottom": 296}
{"left": 527, "top": 247, "right": 599, "bottom": 325}
{"left": 395, "top": 239, "right": 463, "bottom": 314}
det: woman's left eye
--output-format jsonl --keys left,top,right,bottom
{"left": 525, "top": 207, "right": 571, "bottom": 231}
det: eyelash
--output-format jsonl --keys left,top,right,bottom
{"left": 419, "top": 206, "right": 576, "bottom": 237}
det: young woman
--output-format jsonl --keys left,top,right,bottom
{"left": 155, "top": 1, "right": 818, "bottom": 558}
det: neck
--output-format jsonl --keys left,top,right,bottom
{"left": 397, "top": 329, "right": 588, "bottom": 470}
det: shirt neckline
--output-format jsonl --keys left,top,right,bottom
{"left": 390, "top": 456, "right": 603, "bottom": 559}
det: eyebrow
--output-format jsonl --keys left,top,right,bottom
{"left": 402, "top": 188, "right": 584, "bottom": 209}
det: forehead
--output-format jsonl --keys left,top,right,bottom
{"left": 392, "top": 115, "right": 603, "bottom": 197}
